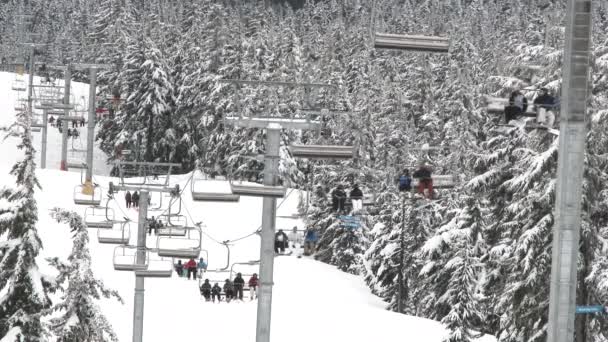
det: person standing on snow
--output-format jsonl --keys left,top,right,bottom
{"left": 248, "top": 273, "right": 259, "bottom": 300}
{"left": 125, "top": 191, "right": 132, "bottom": 208}
{"left": 233, "top": 273, "right": 245, "bottom": 300}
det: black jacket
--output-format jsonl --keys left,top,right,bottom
{"left": 533, "top": 94, "right": 556, "bottom": 110}
{"left": 350, "top": 187, "right": 363, "bottom": 199}
{"left": 332, "top": 188, "right": 347, "bottom": 199}
{"left": 212, "top": 285, "right": 221, "bottom": 294}
{"left": 509, "top": 92, "right": 528, "bottom": 112}
{"left": 200, "top": 282, "right": 212, "bottom": 292}
{"left": 275, "top": 231, "right": 288, "bottom": 243}
{"left": 413, "top": 167, "right": 432, "bottom": 180}
{"left": 233, "top": 276, "right": 245, "bottom": 288}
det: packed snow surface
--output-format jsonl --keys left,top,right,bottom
{"left": 0, "top": 72, "right": 496, "bottom": 341}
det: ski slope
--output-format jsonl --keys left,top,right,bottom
{"left": 0, "top": 72, "right": 496, "bottom": 342}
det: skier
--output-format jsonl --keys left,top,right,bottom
{"left": 132, "top": 191, "right": 140, "bottom": 208}
{"left": 125, "top": 191, "right": 132, "bottom": 208}
{"left": 197, "top": 257, "right": 208, "bottom": 278}
{"left": 303, "top": 228, "right": 319, "bottom": 256}
{"left": 80, "top": 117, "right": 85, "bottom": 127}
{"left": 184, "top": 258, "right": 198, "bottom": 280}
{"left": 147, "top": 216, "right": 157, "bottom": 236}
{"left": 350, "top": 184, "right": 364, "bottom": 213}
{"left": 248, "top": 273, "right": 259, "bottom": 300}
{"left": 72, "top": 119, "right": 77, "bottom": 128}
{"left": 67, "top": 128, "right": 72, "bottom": 138}
{"left": 288, "top": 226, "right": 303, "bottom": 257}
{"left": 505, "top": 90, "right": 528, "bottom": 123}
{"left": 533, "top": 87, "right": 557, "bottom": 127}
{"left": 223, "top": 279, "right": 235, "bottom": 303}
{"left": 49, "top": 116, "right": 55, "bottom": 127}
{"left": 274, "top": 229, "right": 289, "bottom": 254}
{"left": 413, "top": 163, "right": 433, "bottom": 199}
{"left": 398, "top": 169, "right": 412, "bottom": 192}
{"left": 331, "top": 184, "right": 347, "bottom": 213}
{"left": 211, "top": 283, "right": 222, "bottom": 303}
{"left": 200, "top": 279, "right": 212, "bottom": 301}
{"left": 233, "top": 273, "right": 245, "bottom": 300}
{"left": 174, "top": 260, "right": 184, "bottom": 277}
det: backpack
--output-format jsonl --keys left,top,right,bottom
{"left": 399, "top": 175, "right": 411, "bottom": 191}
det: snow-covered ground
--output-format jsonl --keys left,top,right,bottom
{"left": 0, "top": 72, "right": 496, "bottom": 342}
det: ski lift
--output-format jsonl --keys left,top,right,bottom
{"left": 338, "top": 215, "right": 361, "bottom": 230}
{"left": 73, "top": 184, "right": 102, "bottom": 206}
{"left": 156, "top": 224, "right": 202, "bottom": 259}
{"left": 484, "top": 95, "right": 536, "bottom": 117}
{"left": 11, "top": 78, "right": 26, "bottom": 92}
{"left": 97, "top": 221, "right": 131, "bottom": 244}
{"left": 289, "top": 144, "right": 355, "bottom": 159}
{"left": 374, "top": 33, "right": 450, "bottom": 52}
{"left": 84, "top": 205, "right": 115, "bottom": 229}
{"left": 229, "top": 167, "right": 286, "bottom": 198}
{"left": 229, "top": 260, "right": 260, "bottom": 281}
{"left": 113, "top": 245, "right": 148, "bottom": 271}
{"left": 191, "top": 170, "right": 240, "bottom": 202}
{"left": 114, "top": 161, "right": 180, "bottom": 187}
{"left": 156, "top": 214, "right": 189, "bottom": 237}
{"left": 134, "top": 252, "right": 173, "bottom": 278}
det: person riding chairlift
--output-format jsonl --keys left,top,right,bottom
{"left": 412, "top": 163, "right": 433, "bottom": 199}
{"left": 505, "top": 90, "right": 528, "bottom": 123}
{"left": 533, "top": 87, "right": 556, "bottom": 127}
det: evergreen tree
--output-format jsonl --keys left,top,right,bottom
{"left": 46, "top": 208, "right": 123, "bottom": 342}
{"left": 0, "top": 100, "right": 53, "bottom": 341}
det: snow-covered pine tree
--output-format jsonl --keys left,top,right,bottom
{"left": 0, "top": 99, "right": 53, "bottom": 341}
{"left": 46, "top": 208, "right": 123, "bottom": 342}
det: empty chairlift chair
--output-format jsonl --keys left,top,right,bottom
{"left": 288, "top": 145, "right": 355, "bottom": 159}
{"left": 373, "top": 33, "right": 450, "bottom": 53}
{"left": 134, "top": 253, "right": 173, "bottom": 278}
{"left": 11, "top": 78, "right": 26, "bottom": 92}
{"left": 229, "top": 169, "right": 286, "bottom": 198}
{"left": 157, "top": 224, "right": 202, "bottom": 259}
{"left": 73, "top": 184, "right": 102, "bottom": 206}
{"left": 113, "top": 245, "right": 148, "bottom": 271}
{"left": 97, "top": 221, "right": 131, "bottom": 244}
{"left": 411, "top": 174, "right": 459, "bottom": 189}
{"left": 84, "top": 206, "right": 115, "bottom": 229}
{"left": 191, "top": 171, "right": 240, "bottom": 202}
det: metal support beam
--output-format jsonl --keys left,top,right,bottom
{"left": 133, "top": 191, "right": 148, "bottom": 342}
{"left": 219, "top": 79, "right": 336, "bottom": 89}
{"left": 41, "top": 109, "right": 48, "bottom": 168}
{"left": 109, "top": 182, "right": 180, "bottom": 195}
{"left": 27, "top": 46, "right": 34, "bottom": 116}
{"left": 86, "top": 67, "right": 97, "bottom": 186}
{"left": 60, "top": 66, "right": 71, "bottom": 171}
{"left": 256, "top": 127, "right": 280, "bottom": 342}
{"left": 547, "top": 1, "right": 592, "bottom": 342}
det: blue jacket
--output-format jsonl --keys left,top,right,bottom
{"left": 305, "top": 230, "right": 318, "bottom": 242}
{"left": 197, "top": 259, "right": 207, "bottom": 270}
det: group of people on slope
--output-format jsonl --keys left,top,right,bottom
{"left": 199, "top": 273, "right": 259, "bottom": 303}
{"left": 175, "top": 258, "right": 208, "bottom": 280}
{"left": 505, "top": 87, "right": 557, "bottom": 127}
{"left": 330, "top": 183, "right": 364, "bottom": 213}
{"left": 125, "top": 191, "right": 140, "bottom": 208}
{"left": 397, "top": 163, "right": 435, "bottom": 199}
{"left": 274, "top": 226, "right": 319, "bottom": 256}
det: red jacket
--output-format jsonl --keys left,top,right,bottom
{"left": 184, "top": 260, "right": 197, "bottom": 269}
{"left": 249, "top": 276, "right": 259, "bottom": 287}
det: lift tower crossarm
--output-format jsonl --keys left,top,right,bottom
{"left": 219, "top": 79, "right": 337, "bottom": 89}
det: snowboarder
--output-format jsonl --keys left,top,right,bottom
{"left": 197, "top": 257, "right": 208, "bottom": 278}
{"left": 274, "top": 229, "right": 289, "bottom": 254}
{"left": 200, "top": 279, "right": 212, "bottom": 301}
{"left": 132, "top": 191, "right": 140, "bottom": 208}
{"left": 413, "top": 163, "right": 433, "bottom": 199}
{"left": 184, "top": 258, "right": 198, "bottom": 280}
{"left": 533, "top": 87, "right": 556, "bottom": 127}
{"left": 211, "top": 283, "right": 222, "bottom": 303}
{"left": 398, "top": 169, "right": 412, "bottom": 192}
{"left": 223, "top": 279, "right": 235, "bottom": 302}
{"left": 233, "top": 273, "right": 245, "bottom": 300}
{"left": 505, "top": 90, "right": 528, "bottom": 123}
{"left": 288, "top": 226, "right": 303, "bottom": 257}
{"left": 248, "top": 273, "right": 259, "bottom": 300}
{"left": 331, "top": 185, "right": 347, "bottom": 213}
{"left": 125, "top": 191, "right": 132, "bottom": 208}
{"left": 350, "top": 184, "right": 364, "bottom": 212}
{"left": 174, "top": 260, "right": 184, "bottom": 277}
{"left": 304, "top": 228, "right": 318, "bottom": 256}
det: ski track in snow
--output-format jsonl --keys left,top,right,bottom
{"left": 0, "top": 72, "right": 496, "bottom": 342}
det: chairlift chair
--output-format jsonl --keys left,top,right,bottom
{"left": 73, "top": 184, "right": 102, "bottom": 206}
{"left": 411, "top": 174, "right": 458, "bottom": 189}
{"left": 191, "top": 171, "right": 240, "bottom": 202}
{"left": 374, "top": 33, "right": 450, "bottom": 53}
{"left": 229, "top": 260, "right": 260, "bottom": 281}
{"left": 229, "top": 168, "right": 286, "bottom": 198}
{"left": 97, "top": 221, "right": 131, "bottom": 244}
{"left": 84, "top": 205, "right": 115, "bottom": 229}
{"left": 288, "top": 144, "right": 355, "bottom": 159}
{"left": 113, "top": 245, "right": 148, "bottom": 271}
{"left": 134, "top": 253, "right": 173, "bottom": 278}
{"left": 156, "top": 225, "right": 202, "bottom": 259}
{"left": 157, "top": 214, "right": 189, "bottom": 237}
{"left": 11, "top": 78, "right": 26, "bottom": 92}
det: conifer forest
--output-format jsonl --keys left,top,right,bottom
{"left": 1, "top": 0, "right": 608, "bottom": 341}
